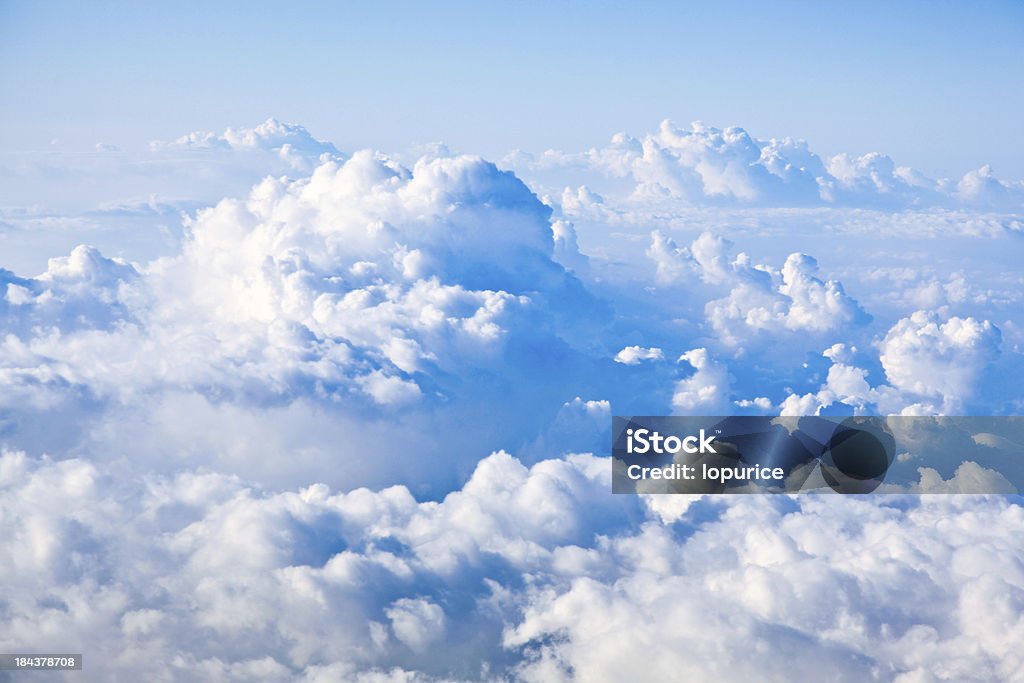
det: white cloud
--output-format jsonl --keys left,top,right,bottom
{"left": 909, "top": 461, "right": 1016, "bottom": 494}
{"left": 550, "top": 218, "right": 589, "bottom": 274}
{"left": 880, "top": 311, "right": 1002, "bottom": 413}
{"left": 957, "top": 165, "right": 1024, "bottom": 210}
{"left": 672, "top": 348, "right": 730, "bottom": 414}
{"left": 386, "top": 598, "right": 447, "bottom": 653}
{"left": 0, "top": 149, "right": 622, "bottom": 491}
{"left": 647, "top": 230, "right": 870, "bottom": 346}
{"left": 734, "top": 396, "right": 773, "bottom": 411}
{"left": 779, "top": 312, "right": 1004, "bottom": 416}
{"left": 3, "top": 445, "right": 1022, "bottom": 681}
{"left": 357, "top": 370, "right": 423, "bottom": 406}
{"left": 0, "top": 447, "right": 622, "bottom": 680}
{"left": 509, "top": 494, "right": 1024, "bottom": 682}
{"left": 150, "top": 118, "right": 342, "bottom": 161}
{"left": 645, "top": 230, "right": 691, "bottom": 284}
{"left": 508, "top": 119, "right": 1024, "bottom": 210}
{"left": 613, "top": 345, "right": 663, "bottom": 365}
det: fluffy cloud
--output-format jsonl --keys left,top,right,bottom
{"left": 2, "top": 446, "right": 1022, "bottom": 682}
{"left": 508, "top": 119, "right": 1024, "bottom": 210}
{"left": 614, "top": 345, "right": 663, "bottom": 365}
{"left": 780, "top": 312, "right": 1003, "bottom": 416}
{"left": 150, "top": 118, "right": 342, "bottom": 162}
{"left": 645, "top": 230, "right": 870, "bottom": 346}
{"left": 1, "top": 245, "right": 139, "bottom": 333}
{"left": 672, "top": 348, "right": 730, "bottom": 414}
{"left": 630, "top": 121, "right": 822, "bottom": 204}
{"left": 507, "top": 494, "right": 1024, "bottom": 683}
{"left": 879, "top": 311, "right": 1002, "bottom": 412}
{"left": 0, "top": 150, "right": 611, "bottom": 489}
{"left": 645, "top": 230, "right": 691, "bottom": 285}
{"left": 0, "top": 448, "right": 623, "bottom": 681}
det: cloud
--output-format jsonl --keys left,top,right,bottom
{"left": 550, "top": 218, "right": 589, "bottom": 275}
{"left": 508, "top": 119, "right": 1024, "bottom": 211}
{"left": 957, "top": 165, "right": 1024, "bottom": 210}
{"left": 780, "top": 312, "right": 1003, "bottom": 416}
{"left": 5, "top": 445, "right": 1022, "bottom": 681}
{"left": 1, "top": 244, "right": 139, "bottom": 336}
{"left": 5, "top": 135, "right": 1013, "bottom": 500}
{"left": 613, "top": 345, "right": 663, "bottom": 365}
{"left": 630, "top": 120, "right": 820, "bottom": 204}
{"left": 0, "top": 447, "right": 627, "bottom": 681}
{"left": 386, "top": 598, "right": 447, "bottom": 653}
{"left": 0, "top": 149, "right": 621, "bottom": 491}
{"left": 0, "top": 120, "right": 356, "bottom": 275}
{"left": 521, "top": 397, "right": 612, "bottom": 460}
{"left": 150, "top": 118, "right": 342, "bottom": 162}
{"left": 645, "top": 230, "right": 870, "bottom": 346}
{"left": 879, "top": 311, "right": 1002, "bottom": 413}
{"left": 357, "top": 370, "right": 423, "bottom": 406}
{"left": 506, "top": 493, "right": 1024, "bottom": 683}
{"left": 734, "top": 396, "right": 773, "bottom": 411}
{"left": 908, "top": 461, "right": 1017, "bottom": 494}
{"left": 645, "top": 230, "right": 692, "bottom": 285}
{"left": 2, "top": 116, "right": 1023, "bottom": 682}
{"left": 672, "top": 348, "right": 730, "bottom": 414}
{"left": 5, "top": 151, "right": 564, "bottom": 392}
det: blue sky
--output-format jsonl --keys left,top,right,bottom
{"left": 2, "top": 0, "right": 1023, "bottom": 177}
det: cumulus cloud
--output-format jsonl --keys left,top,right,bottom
{"left": 508, "top": 119, "right": 1024, "bottom": 210}
{"left": 629, "top": 120, "right": 821, "bottom": 204}
{"left": 0, "top": 148, "right": 620, "bottom": 490}
{"left": 0, "top": 448, "right": 624, "bottom": 681}
{"left": 357, "top": 370, "right": 423, "bottom": 406}
{"left": 150, "top": 118, "right": 342, "bottom": 162}
{"left": 613, "top": 345, "right": 663, "bottom": 365}
{"left": 645, "top": 230, "right": 692, "bottom": 285}
{"left": 780, "top": 312, "right": 1003, "bottom": 416}
{"left": 704, "top": 251, "right": 869, "bottom": 345}
{"left": 879, "top": 311, "right": 1002, "bottom": 413}
{"left": 957, "top": 165, "right": 1024, "bottom": 210}
{"left": 645, "top": 230, "right": 870, "bottom": 346}
{"left": 3, "top": 446, "right": 1022, "bottom": 682}
{"left": 672, "top": 348, "right": 730, "bottom": 414}
{"left": 1, "top": 119, "right": 356, "bottom": 276}
{"left": 507, "top": 494, "right": 1024, "bottom": 683}
{"left": 908, "top": 461, "right": 1017, "bottom": 494}
{"left": 550, "top": 218, "right": 590, "bottom": 275}
{"left": 1, "top": 244, "right": 139, "bottom": 338}
{"left": 734, "top": 396, "right": 773, "bottom": 411}
{"left": 386, "top": 598, "right": 447, "bottom": 653}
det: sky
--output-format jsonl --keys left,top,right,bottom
{"left": 2, "top": 3, "right": 1024, "bottom": 681}
{"left": 2, "top": 0, "right": 1023, "bottom": 177}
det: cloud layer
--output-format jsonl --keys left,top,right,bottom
{"left": 1, "top": 118, "right": 1023, "bottom": 681}
{"left": 2, "top": 447, "right": 1023, "bottom": 682}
